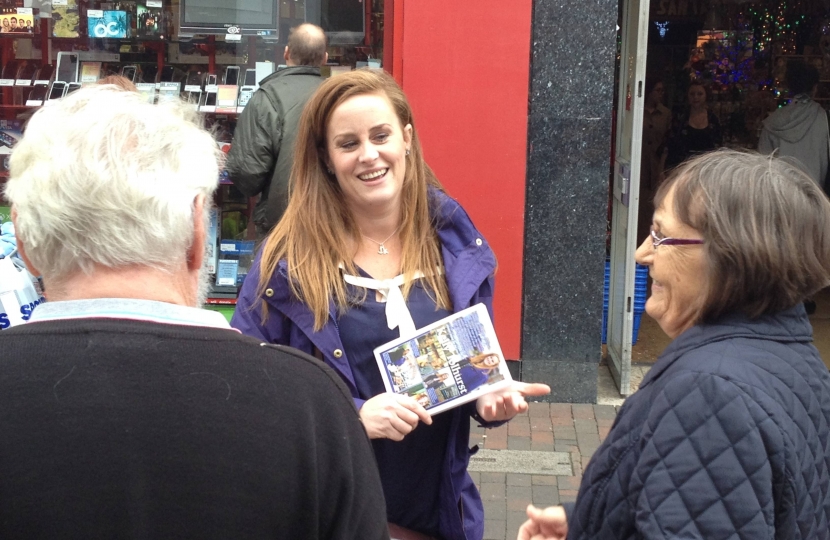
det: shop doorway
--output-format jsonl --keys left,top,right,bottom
{"left": 614, "top": 0, "right": 830, "bottom": 382}
{"left": 606, "top": 0, "right": 651, "bottom": 395}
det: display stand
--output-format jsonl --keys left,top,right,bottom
{"left": 0, "top": 0, "right": 384, "bottom": 314}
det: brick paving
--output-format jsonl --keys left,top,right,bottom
{"left": 469, "top": 402, "right": 619, "bottom": 540}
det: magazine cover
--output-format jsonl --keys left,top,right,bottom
{"left": 52, "top": 0, "right": 79, "bottom": 38}
{"left": 0, "top": 9, "right": 34, "bottom": 34}
{"left": 87, "top": 10, "right": 129, "bottom": 39}
{"left": 136, "top": 3, "right": 162, "bottom": 38}
{"left": 374, "top": 303, "right": 512, "bottom": 416}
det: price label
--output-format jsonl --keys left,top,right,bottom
{"left": 25, "top": 100, "right": 43, "bottom": 107}
{"left": 0, "top": 80, "right": 15, "bottom": 87}
{"left": 52, "top": 0, "right": 67, "bottom": 5}
{"left": 15, "top": 79, "right": 31, "bottom": 86}
{"left": 147, "top": 0, "right": 163, "bottom": 6}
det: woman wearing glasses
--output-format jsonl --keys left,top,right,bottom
{"left": 518, "top": 150, "right": 830, "bottom": 540}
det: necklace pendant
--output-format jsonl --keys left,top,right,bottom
{"left": 378, "top": 244, "right": 389, "bottom": 255}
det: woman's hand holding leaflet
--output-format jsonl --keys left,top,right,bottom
{"left": 360, "top": 393, "right": 432, "bottom": 441}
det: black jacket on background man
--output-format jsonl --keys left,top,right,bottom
{"left": 0, "top": 318, "right": 389, "bottom": 539}
{"left": 226, "top": 66, "right": 323, "bottom": 234}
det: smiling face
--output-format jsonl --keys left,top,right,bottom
{"left": 481, "top": 354, "right": 500, "bottom": 367}
{"left": 635, "top": 185, "right": 708, "bottom": 338}
{"left": 325, "top": 92, "right": 412, "bottom": 217}
{"left": 688, "top": 84, "right": 706, "bottom": 107}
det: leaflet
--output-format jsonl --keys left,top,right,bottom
{"left": 374, "top": 303, "right": 512, "bottom": 416}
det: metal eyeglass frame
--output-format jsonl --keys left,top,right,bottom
{"left": 650, "top": 229, "right": 704, "bottom": 249}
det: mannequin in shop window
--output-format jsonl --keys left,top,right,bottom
{"left": 637, "top": 76, "right": 672, "bottom": 245}
{"left": 665, "top": 81, "right": 722, "bottom": 169}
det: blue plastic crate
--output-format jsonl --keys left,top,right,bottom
{"left": 602, "top": 260, "right": 648, "bottom": 344}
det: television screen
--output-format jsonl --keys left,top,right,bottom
{"left": 180, "top": 0, "right": 278, "bottom": 36}
{"left": 309, "top": 0, "right": 364, "bottom": 45}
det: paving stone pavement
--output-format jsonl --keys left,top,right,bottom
{"left": 468, "top": 402, "right": 620, "bottom": 540}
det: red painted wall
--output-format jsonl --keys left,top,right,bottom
{"left": 396, "top": 0, "right": 531, "bottom": 360}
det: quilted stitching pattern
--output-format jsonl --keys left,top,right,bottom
{"left": 567, "top": 307, "right": 830, "bottom": 540}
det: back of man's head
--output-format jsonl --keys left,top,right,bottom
{"left": 4, "top": 85, "right": 220, "bottom": 288}
{"left": 286, "top": 23, "right": 327, "bottom": 67}
{"left": 786, "top": 60, "right": 820, "bottom": 96}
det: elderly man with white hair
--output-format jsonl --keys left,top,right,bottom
{"left": 0, "top": 85, "right": 389, "bottom": 540}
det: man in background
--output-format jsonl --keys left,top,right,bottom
{"left": 226, "top": 23, "right": 327, "bottom": 237}
{"left": 0, "top": 85, "right": 388, "bottom": 539}
{"left": 759, "top": 60, "right": 829, "bottom": 188}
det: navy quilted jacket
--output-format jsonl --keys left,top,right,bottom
{"left": 567, "top": 305, "right": 830, "bottom": 539}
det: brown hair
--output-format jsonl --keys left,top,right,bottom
{"left": 97, "top": 75, "right": 138, "bottom": 92}
{"left": 655, "top": 149, "right": 830, "bottom": 322}
{"left": 286, "top": 23, "right": 327, "bottom": 67}
{"left": 257, "top": 68, "right": 449, "bottom": 330}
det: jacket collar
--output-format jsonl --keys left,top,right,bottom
{"left": 259, "top": 65, "right": 321, "bottom": 85}
{"left": 430, "top": 187, "right": 497, "bottom": 310}
{"left": 639, "top": 303, "right": 813, "bottom": 389}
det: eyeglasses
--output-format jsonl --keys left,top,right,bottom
{"left": 650, "top": 229, "right": 704, "bottom": 249}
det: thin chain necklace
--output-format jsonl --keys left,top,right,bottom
{"left": 361, "top": 224, "right": 401, "bottom": 255}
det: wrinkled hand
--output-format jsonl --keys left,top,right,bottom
{"left": 517, "top": 505, "right": 568, "bottom": 540}
{"left": 359, "top": 393, "right": 432, "bottom": 441}
{"left": 476, "top": 382, "right": 551, "bottom": 422}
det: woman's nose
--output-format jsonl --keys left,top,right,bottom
{"left": 634, "top": 236, "right": 653, "bottom": 265}
{"left": 359, "top": 143, "right": 379, "bottom": 162}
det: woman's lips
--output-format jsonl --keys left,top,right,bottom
{"left": 358, "top": 168, "right": 388, "bottom": 181}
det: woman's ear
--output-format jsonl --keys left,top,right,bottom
{"left": 403, "top": 124, "right": 413, "bottom": 148}
{"left": 319, "top": 147, "right": 333, "bottom": 174}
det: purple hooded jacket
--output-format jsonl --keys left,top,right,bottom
{"left": 232, "top": 188, "right": 498, "bottom": 540}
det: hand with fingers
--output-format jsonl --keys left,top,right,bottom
{"left": 476, "top": 381, "right": 551, "bottom": 422}
{"left": 517, "top": 504, "right": 568, "bottom": 540}
{"left": 359, "top": 393, "right": 432, "bottom": 440}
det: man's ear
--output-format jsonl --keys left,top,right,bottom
{"left": 187, "top": 195, "right": 206, "bottom": 272}
{"left": 10, "top": 208, "right": 41, "bottom": 278}
{"left": 284, "top": 46, "right": 291, "bottom": 64}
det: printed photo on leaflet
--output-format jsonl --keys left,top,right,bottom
{"left": 374, "top": 303, "right": 512, "bottom": 416}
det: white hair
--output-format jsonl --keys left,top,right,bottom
{"left": 4, "top": 85, "right": 221, "bottom": 283}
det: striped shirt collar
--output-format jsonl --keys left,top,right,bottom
{"left": 29, "top": 298, "right": 232, "bottom": 330}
